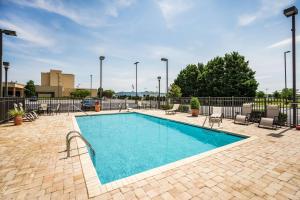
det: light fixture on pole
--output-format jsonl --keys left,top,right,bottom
{"left": 284, "top": 5, "right": 298, "bottom": 127}
{"left": 0, "top": 29, "right": 17, "bottom": 97}
{"left": 134, "top": 62, "right": 139, "bottom": 103}
{"left": 157, "top": 76, "right": 161, "bottom": 109}
{"left": 3, "top": 61, "right": 9, "bottom": 97}
{"left": 90, "top": 74, "right": 93, "bottom": 97}
{"left": 161, "top": 58, "right": 169, "bottom": 96}
{"left": 284, "top": 50, "right": 290, "bottom": 89}
{"left": 99, "top": 56, "right": 105, "bottom": 99}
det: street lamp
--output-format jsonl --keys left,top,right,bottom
{"left": 161, "top": 58, "right": 169, "bottom": 96}
{"left": 99, "top": 56, "right": 105, "bottom": 99}
{"left": 90, "top": 74, "right": 93, "bottom": 97}
{"left": 0, "top": 29, "right": 17, "bottom": 97}
{"left": 3, "top": 62, "right": 9, "bottom": 97}
{"left": 284, "top": 50, "right": 290, "bottom": 89}
{"left": 157, "top": 76, "right": 161, "bottom": 109}
{"left": 134, "top": 62, "right": 139, "bottom": 103}
{"left": 284, "top": 5, "right": 298, "bottom": 127}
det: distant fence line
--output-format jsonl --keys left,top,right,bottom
{"left": 0, "top": 97, "right": 299, "bottom": 126}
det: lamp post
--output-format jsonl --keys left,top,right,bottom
{"left": 99, "top": 56, "right": 105, "bottom": 99}
{"left": 157, "top": 76, "right": 161, "bottom": 109}
{"left": 0, "top": 29, "right": 17, "bottom": 97}
{"left": 134, "top": 62, "right": 139, "bottom": 103}
{"left": 3, "top": 62, "right": 9, "bottom": 97}
{"left": 161, "top": 58, "right": 169, "bottom": 96}
{"left": 284, "top": 6, "right": 298, "bottom": 127}
{"left": 284, "top": 50, "right": 290, "bottom": 89}
{"left": 90, "top": 74, "right": 93, "bottom": 97}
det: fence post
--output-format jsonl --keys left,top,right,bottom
{"left": 231, "top": 96, "right": 234, "bottom": 119}
{"left": 264, "top": 97, "right": 267, "bottom": 116}
{"left": 208, "top": 96, "right": 211, "bottom": 115}
{"left": 110, "top": 99, "right": 111, "bottom": 110}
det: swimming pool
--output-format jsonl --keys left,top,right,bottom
{"left": 76, "top": 112, "right": 245, "bottom": 184}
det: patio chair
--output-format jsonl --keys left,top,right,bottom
{"left": 137, "top": 101, "right": 143, "bottom": 109}
{"left": 13, "top": 103, "right": 34, "bottom": 121}
{"left": 39, "top": 103, "right": 48, "bottom": 114}
{"left": 49, "top": 103, "right": 61, "bottom": 115}
{"left": 19, "top": 102, "right": 38, "bottom": 119}
{"left": 258, "top": 105, "right": 280, "bottom": 129}
{"left": 126, "top": 104, "right": 133, "bottom": 112}
{"left": 208, "top": 107, "right": 223, "bottom": 127}
{"left": 165, "top": 104, "right": 180, "bottom": 115}
{"left": 234, "top": 103, "right": 253, "bottom": 125}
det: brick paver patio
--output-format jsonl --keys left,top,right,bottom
{"left": 0, "top": 110, "right": 299, "bottom": 199}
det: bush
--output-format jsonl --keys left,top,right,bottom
{"left": 8, "top": 109, "right": 25, "bottom": 117}
{"left": 278, "top": 113, "right": 287, "bottom": 126}
{"left": 178, "top": 104, "right": 190, "bottom": 113}
{"left": 190, "top": 97, "right": 200, "bottom": 109}
{"left": 160, "top": 104, "right": 173, "bottom": 110}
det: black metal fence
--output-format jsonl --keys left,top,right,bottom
{"left": 0, "top": 97, "right": 25, "bottom": 123}
{"left": 171, "top": 97, "right": 300, "bottom": 127}
{"left": 1, "top": 97, "right": 299, "bottom": 127}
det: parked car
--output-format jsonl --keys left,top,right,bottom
{"left": 81, "top": 98, "right": 97, "bottom": 111}
{"left": 29, "top": 96, "right": 38, "bottom": 101}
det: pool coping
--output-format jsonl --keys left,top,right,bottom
{"left": 72, "top": 111, "right": 258, "bottom": 198}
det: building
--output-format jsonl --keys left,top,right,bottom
{"left": 36, "top": 69, "right": 97, "bottom": 97}
{"left": 1, "top": 82, "right": 25, "bottom": 97}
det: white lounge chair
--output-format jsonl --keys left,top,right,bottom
{"left": 19, "top": 102, "right": 38, "bottom": 119}
{"left": 126, "top": 104, "right": 133, "bottom": 112}
{"left": 165, "top": 104, "right": 180, "bottom": 115}
{"left": 258, "top": 105, "right": 279, "bottom": 129}
{"left": 209, "top": 107, "right": 223, "bottom": 127}
{"left": 234, "top": 103, "right": 253, "bottom": 125}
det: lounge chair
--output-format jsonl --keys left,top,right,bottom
{"left": 137, "top": 101, "right": 143, "bottom": 109}
{"left": 258, "top": 105, "right": 279, "bottom": 129}
{"left": 209, "top": 107, "right": 223, "bottom": 127}
{"left": 165, "top": 104, "right": 180, "bottom": 115}
{"left": 19, "top": 102, "right": 38, "bottom": 119}
{"left": 234, "top": 103, "right": 253, "bottom": 125}
{"left": 39, "top": 103, "right": 48, "bottom": 114}
{"left": 14, "top": 103, "right": 34, "bottom": 121}
{"left": 49, "top": 103, "right": 60, "bottom": 115}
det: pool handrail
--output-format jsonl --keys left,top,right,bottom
{"left": 66, "top": 130, "right": 95, "bottom": 158}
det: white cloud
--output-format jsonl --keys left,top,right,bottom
{"left": 156, "top": 0, "right": 192, "bottom": 28}
{"left": 238, "top": 0, "right": 295, "bottom": 26}
{"left": 268, "top": 35, "right": 300, "bottom": 48}
{"left": 0, "top": 18, "right": 55, "bottom": 47}
{"left": 9, "top": 0, "right": 135, "bottom": 27}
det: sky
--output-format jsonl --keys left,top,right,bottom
{"left": 0, "top": 0, "right": 299, "bottom": 93}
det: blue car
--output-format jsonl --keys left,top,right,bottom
{"left": 81, "top": 98, "right": 97, "bottom": 110}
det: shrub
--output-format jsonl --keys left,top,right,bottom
{"left": 160, "top": 104, "right": 173, "bottom": 110}
{"left": 8, "top": 109, "right": 24, "bottom": 117}
{"left": 178, "top": 104, "right": 190, "bottom": 113}
{"left": 190, "top": 97, "right": 200, "bottom": 109}
{"left": 278, "top": 113, "right": 287, "bottom": 126}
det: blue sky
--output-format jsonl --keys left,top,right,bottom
{"left": 0, "top": 0, "right": 299, "bottom": 93}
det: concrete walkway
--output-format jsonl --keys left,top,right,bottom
{"left": 0, "top": 110, "right": 299, "bottom": 199}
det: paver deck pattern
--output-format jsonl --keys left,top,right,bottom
{"left": 0, "top": 110, "right": 299, "bottom": 200}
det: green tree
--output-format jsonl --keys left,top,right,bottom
{"left": 24, "top": 80, "right": 36, "bottom": 97}
{"left": 97, "top": 87, "right": 103, "bottom": 98}
{"left": 174, "top": 63, "right": 202, "bottom": 96}
{"left": 70, "top": 89, "right": 91, "bottom": 98}
{"left": 102, "top": 89, "right": 115, "bottom": 98}
{"left": 281, "top": 88, "right": 293, "bottom": 99}
{"left": 256, "top": 91, "right": 265, "bottom": 98}
{"left": 174, "top": 52, "right": 258, "bottom": 97}
{"left": 273, "top": 90, "right": 281, "bottom": 98}
{"left": 167, "top": 83, "right": 182, "bottom": 98}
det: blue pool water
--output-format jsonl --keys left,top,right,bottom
{"left": 76, "top": 113, "right": 244, "bottom": 184}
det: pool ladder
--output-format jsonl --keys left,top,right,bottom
{"left": 66, "top": 131, "right": 95, "bottom": 158}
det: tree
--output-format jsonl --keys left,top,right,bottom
{"left": 97, "top": 87, "right": 103, "bottom": 98}
{"left": 256, "top": 91, "right": 265, "bottom": 98}
{"left": 24, "top": 80, "right": 36, "bottom": 97}
{"left": 273, "top": 90, "right": 281, "bottom": 98}
{"left": 168, "top": 83, "right": 182, "bottom": 98}
{"left": 174, "top": 52, "right": 258, "bottom": 97}
{"left": 102, "top": 89, "right": 115, "bottom": 98}
{"left": 70, "top": 89, "right": 91, "bottom": 98}
{"left": 281, "top": 88, "right": 293, "bottom": 99}
{"left": 174, "top": 63, "right": 203, "bottom": 96}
